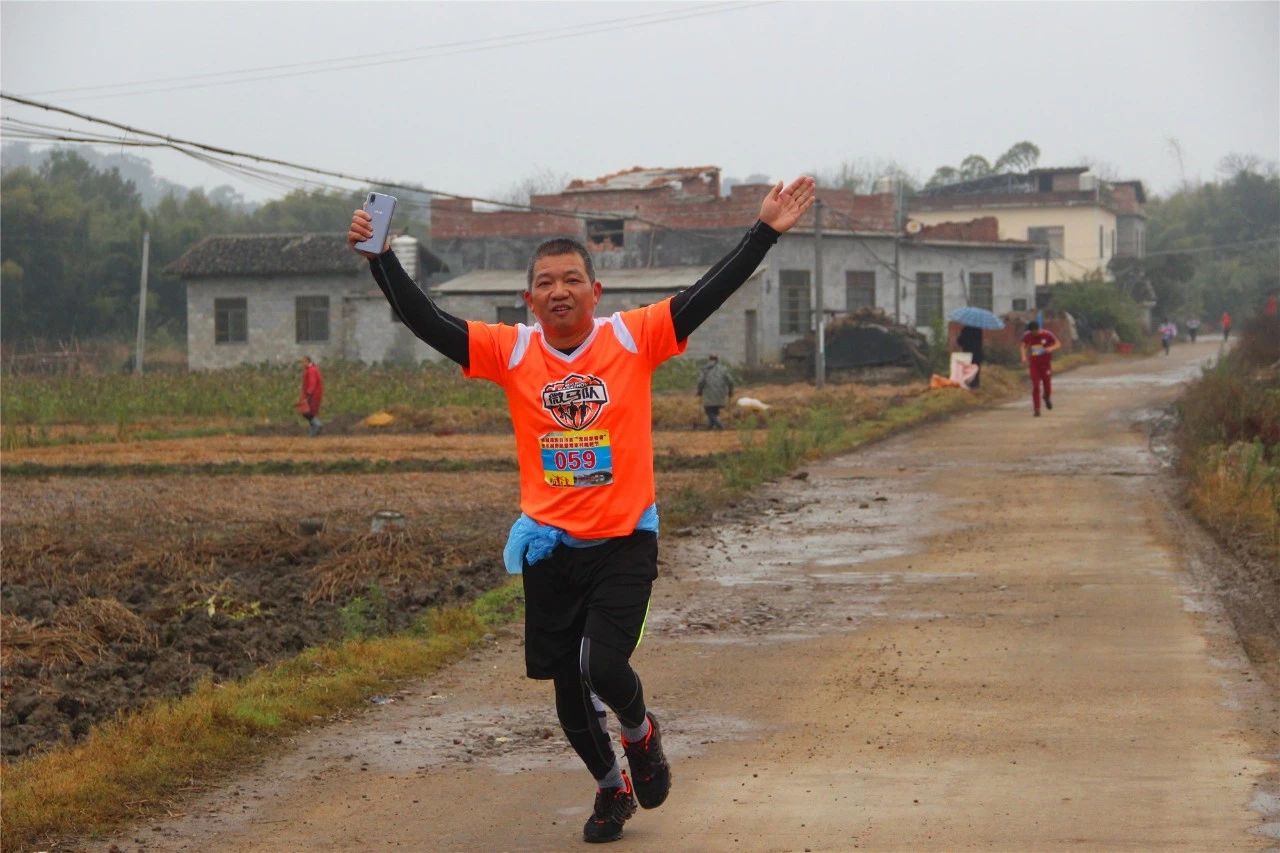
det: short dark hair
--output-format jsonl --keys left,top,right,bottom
{"left": 1026, "top": 320, "right": 1040, "bottom": 332}
{"left": 526, "top": 238, "right": 595, "bottom": 289}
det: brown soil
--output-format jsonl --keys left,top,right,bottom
{"left": 0, "top": 467, "right": 713, "bottom": 762}
{"left": 2, "top": 431, "right": 745, "bottom": 469}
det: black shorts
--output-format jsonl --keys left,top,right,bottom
{"left": 520, "top": 530, "right": 658, "bottom": 680}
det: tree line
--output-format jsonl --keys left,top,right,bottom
{"left": 0, "top": 150, "right": 426, "bottom": 347}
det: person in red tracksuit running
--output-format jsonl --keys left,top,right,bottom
{"left": 1020, "top": 321, "right": 1061, "bottom": 417}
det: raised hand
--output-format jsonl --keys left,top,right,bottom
{"left": 759, "top": 176, "right": 816, "bottom": 233}
{"left": 347, "top": 209, "right": 387, "bottom": 257}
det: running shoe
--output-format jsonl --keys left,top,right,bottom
{"left": 582, "top": 772, "right": 637, "bottom": 843}
{"left": 622, "top": 713, "right": 671, "bottom": 809}
{"left": 1045, "top": 397, "right": 1053, "bottom": 410}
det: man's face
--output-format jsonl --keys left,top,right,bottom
{"left": 524, "top": 252, "right": 602, "bottom": 344}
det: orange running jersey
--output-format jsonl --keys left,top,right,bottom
{"left": 465, "top": 298, "right": 687, "bottom": 539}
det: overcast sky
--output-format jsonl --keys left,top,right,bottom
{"left": 2, "top": 1, "right": 1277, "bottom": 205}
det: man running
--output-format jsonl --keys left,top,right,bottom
{"left": 1020, "top": 320, "right": 1061, "bottom": 417}
{"left": 348, "top": 176, "right": 815, "bottom": 843}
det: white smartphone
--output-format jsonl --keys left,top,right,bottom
{"left": 355, "top": 192, "right": 397, "bottom": 254}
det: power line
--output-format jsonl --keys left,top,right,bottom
{"left": 19, "top": 2, "right": 774, "bottom": 102}
{"left": 1, "top": 92, "right": 632, "bottom": 223}
{"left": 0, "top": 94, "right": 781, "bottom": 247}
{"left": 1135, "top": 236, "right": 1280, "bottom": 258}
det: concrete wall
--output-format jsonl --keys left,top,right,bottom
{"left": 764, "top": 234, "right": 1034, "bottom": 349}
{"left": 186, "top": 274, "right": 363, "bottom": 370}
{"left": 346, "top": 296, "right": 446, "bottom": 364}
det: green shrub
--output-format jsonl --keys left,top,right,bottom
{"left": 1050, "top": 277, "right": 1145, "bottom": 344}
{"left": 339, "top": 583, "right": 390, "bottom": 639}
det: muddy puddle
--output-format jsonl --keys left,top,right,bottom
{"left": 652, "top": 444, "right": 970, "bottom": 646}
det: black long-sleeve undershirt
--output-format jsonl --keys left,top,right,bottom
{"left": 369, "top": 251, "right": 471, "bottom": 366}
{"left": 669, "top": 219, "right": 779, "bottom": 340}
{"left": 367, "top": 219, "right": 780, "bottom": 368}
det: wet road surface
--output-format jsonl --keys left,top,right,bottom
{"left": 103, "top": 340, "right": 1278, "bottom": 851}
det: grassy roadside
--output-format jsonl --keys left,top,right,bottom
{"left": 0, "top": 352, "right": 1097, "bottom": 850}
{"left": 1175, "top": 315, "right": 1280, "bottom": 563}
{"left": 0, "top": 582, "right": 524, "bottom": 851}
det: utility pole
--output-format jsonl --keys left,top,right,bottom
{"left": 134, "top": 229, "right": 150, "bottom": 376}
{"left": 814, "top": 199, "right": 825, "bottom": 388}
{"left": 892, "top": 180, "right": 903, "bottom": 324}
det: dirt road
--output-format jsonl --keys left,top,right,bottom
{"left": 105, "top": 341, "right": 1278, "bottom": 852}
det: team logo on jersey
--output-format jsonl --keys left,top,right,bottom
{"left": 541, "top": 373, "right": 609, "bottom": 430}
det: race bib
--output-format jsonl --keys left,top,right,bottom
{"left": 539, "top": 429, "right": 613, "bottom": 488}
{"left": 1030, "top": 345, "right": 1046, "bottom": 356}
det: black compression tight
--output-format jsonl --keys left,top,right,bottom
{"left": 552, "top": 637, "right": 647, "bottom": 781}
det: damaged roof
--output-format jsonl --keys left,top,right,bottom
{"left": 564, "top": 165, "right": 720, "bottom": 193}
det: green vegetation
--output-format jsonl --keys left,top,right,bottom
{"left": 2, "top": 150, "right": 422, "bottom": 346}
{"left": 338, "top": 583, "right": 391, "bottom": 639}
{"left": 1050, "top": 274, "right": 1147, "bottom": 344}
{"left": 1177, "top": 315, "right": 1280, "bottom": 560}
{"left": 0, "top": 358, "right": 714, "bottom": 439}
{"left": 925, "top": 140, "right": 1041, "bottom": 187}
{"left": 1, "top": 361, "right": 503, "bottom": 428}
{"left": 1139, "top": 163, "right": 1280, "bottom": 322}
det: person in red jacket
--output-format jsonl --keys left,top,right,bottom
{"left": 297, "top": 355, "right": 324, "bottom": 436}
{"left": 1221, "top": 311, "right": 1233, "bottom": 342}
{"left": 1020, "top": 321, "right": 1061, "bottom": 417}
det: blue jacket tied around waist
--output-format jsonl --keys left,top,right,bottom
{"left": 503, "top": 504, "right": 659, "bottom": 574}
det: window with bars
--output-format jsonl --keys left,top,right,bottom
{"left": 295, "top": 295, "right": 330, "bottom": 343}
{"left": 915, "top": 273, "right": 943, "bottom": 327}
{"left": 845, "top": 270, "right": 876, "bottom": 311}
{"left": 214, "top": 298, "right": 247, "bottom": 344}
{"left": 779, "top": 270, "right": 811, "bottom": 335}
{"left": 968, "top": 272, "right": 994, "bottom": 310}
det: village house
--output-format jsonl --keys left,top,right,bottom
{"left": 429, "top": 166, "right": 1037, "bottom": 365}
{"left": 170, "top": 233, "right": 446, "bottom": 370}
{"left": 171, "top": 166, "right": 1039, "bottom": 369}
{"left": 908, "top": 167, "right": 1148, "bottom": 291}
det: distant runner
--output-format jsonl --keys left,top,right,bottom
{"left": 348, "top": 176, "right": 815, "bottom": 844}
{"left": 1020, "top": 320, "right": 1061, "bottom": 417}
{"left": 1158, "top": 319, "right": 1177, "bottom": 356}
